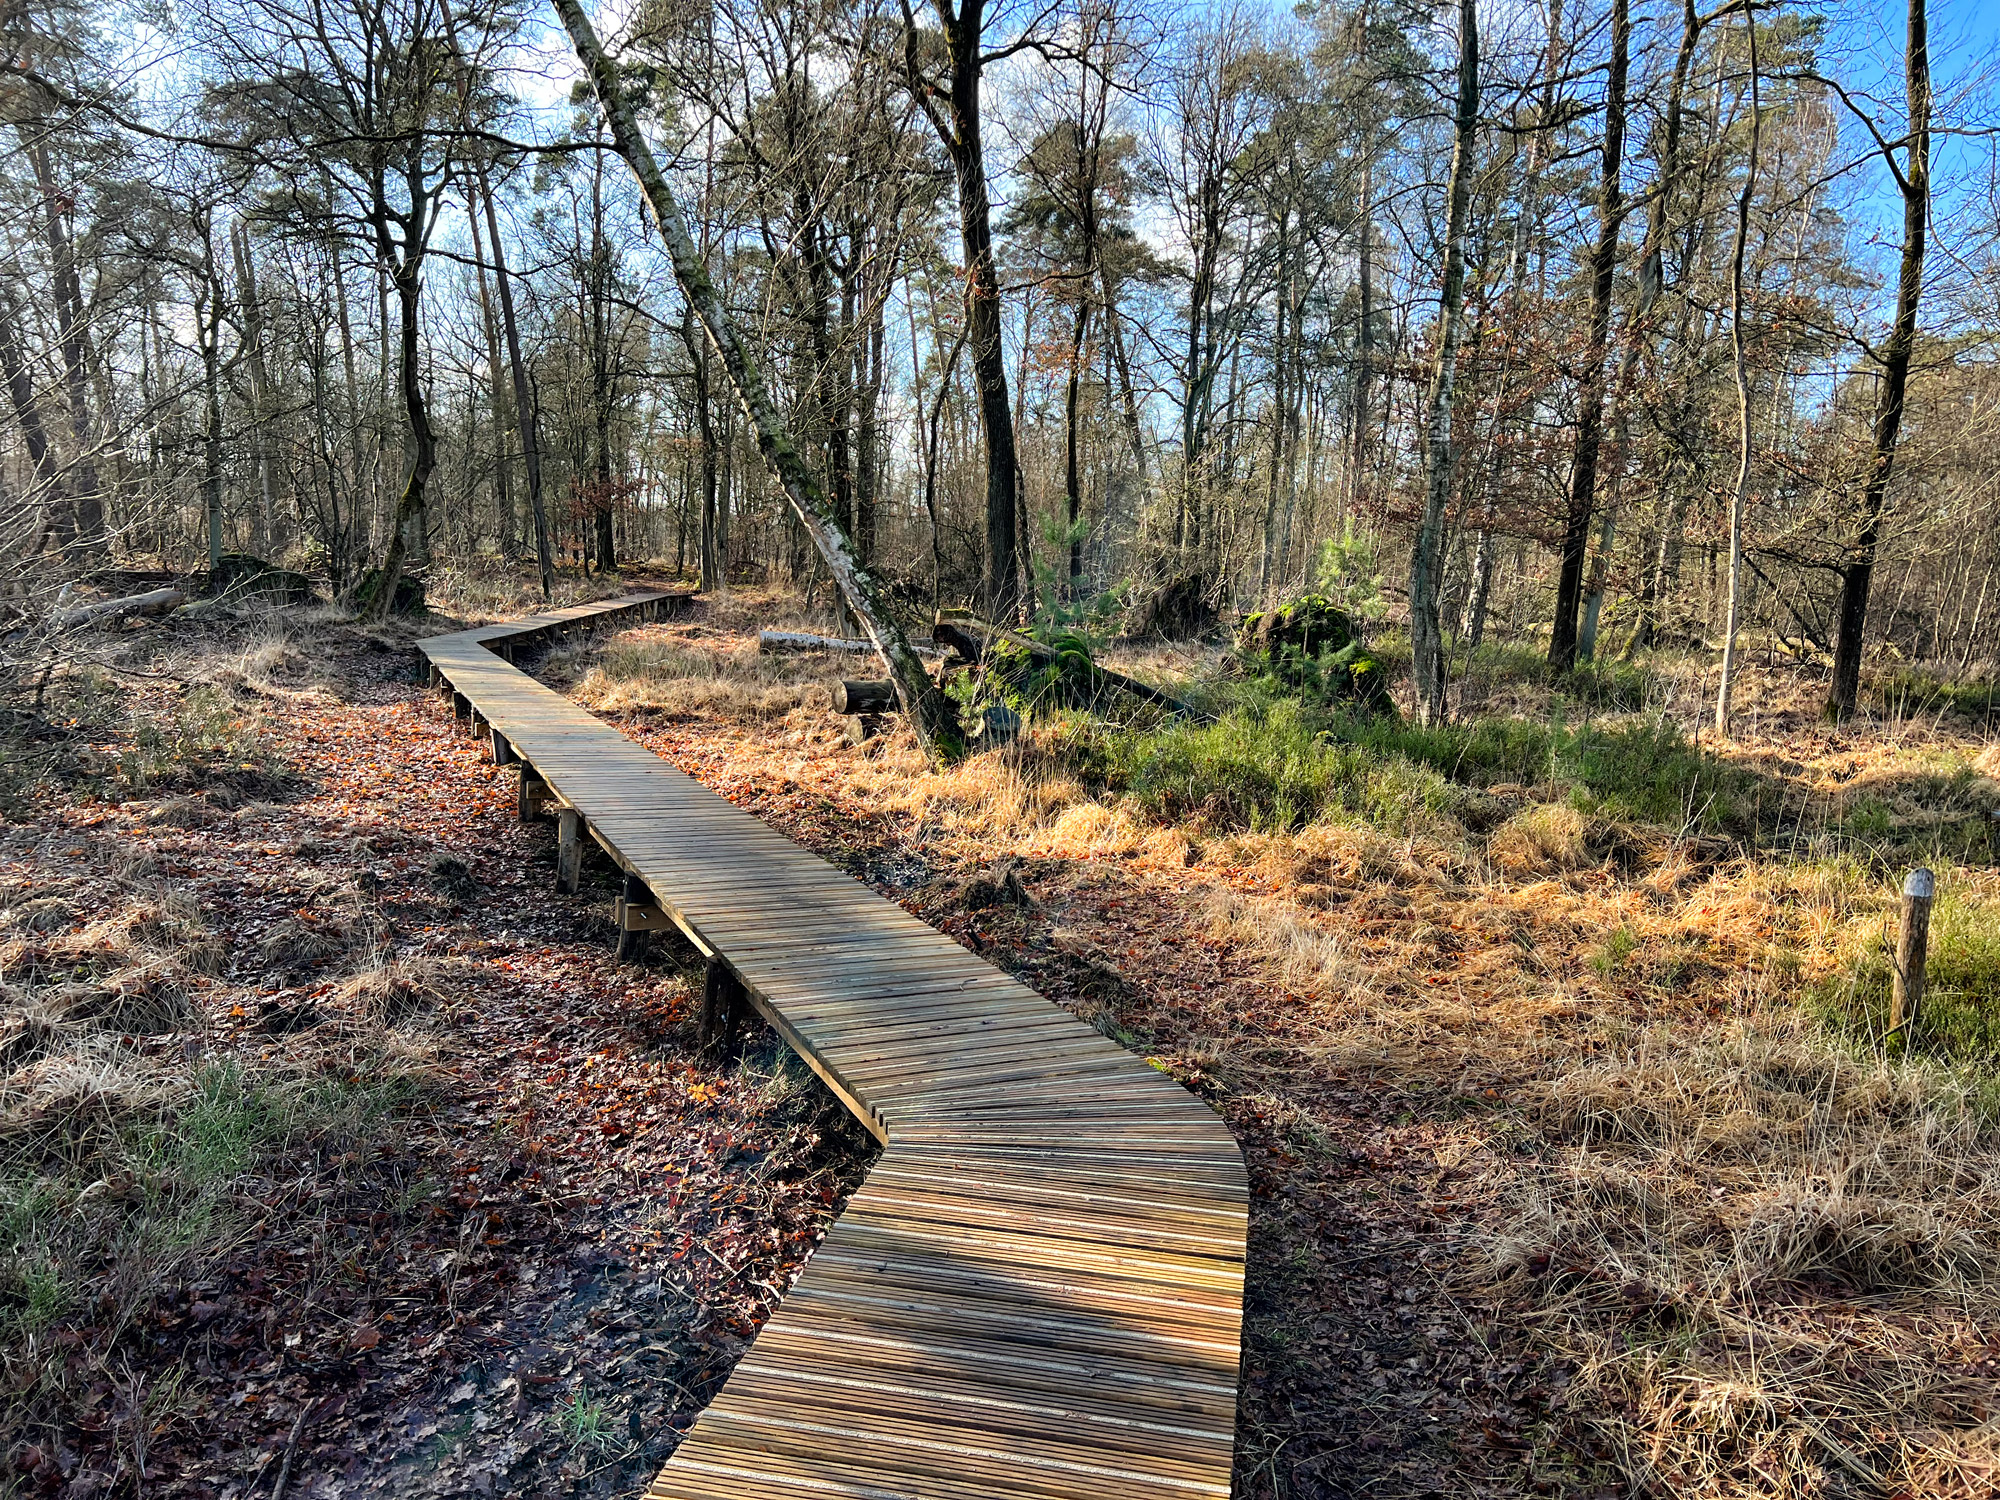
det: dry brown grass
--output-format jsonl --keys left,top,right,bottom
{"left": 1503, "top": 1019, "right": 2000, "bottom": 1498}
{"left": 556, "top": 602, "right": 2000, "bottom": 1498}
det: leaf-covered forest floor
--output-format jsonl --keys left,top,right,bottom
{"left": 1, "top": 582, "right": 875, "bottom": 1498}
{"left": 6, "top": 574, "right": 1999, "bottom": 1500}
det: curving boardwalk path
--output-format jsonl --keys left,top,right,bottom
{"left": 417, "top": 593, "right": 1246, "bottom": 1499}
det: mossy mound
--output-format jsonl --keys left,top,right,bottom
{"left": 1236, "top": 595, "right": 1388, "bottom": 708}
{"left": 351, "top": 567, "right": 426, "bottom": 615}
{"left": 209, "top": 553, "right": 317, "bottom": 604}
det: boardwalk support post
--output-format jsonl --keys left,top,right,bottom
{"left": 517, "top": 765, "right": 547, "bottom": 822}
{"left": 698, "top": 958, "right": 747, "bottom": 1062}
{"left": 615, "top": 871, "right": 665, "bottom": 961}
{"left": 492, "top": 730, "right": 514, "bottom": 766}
{"left": 556, "top": 808, "right": 584, "bottom": 894}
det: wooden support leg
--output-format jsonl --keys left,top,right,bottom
{"left": 615, "top": 871, "right": 648, "bottom": 962}
{"left": 492, "top": 730, "right": 514, "bottom": 766}
{"left": 556, "top": 809, "right": 583, "bottom": 894}
{"left": 698, "top": 958, "right": 748, "bottom": 1062}
{"left": 518, "top": 765, "right": 547, "bottom": 822}
{"left": 453, "top": 692, "right": 470, "bottom": 729}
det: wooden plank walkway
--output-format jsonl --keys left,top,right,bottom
{"left": 417, "top": 593, "right": 1246, "bottom": 1499}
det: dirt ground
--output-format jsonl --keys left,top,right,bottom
{"left": 1, "top": 594, "right": 873, "bottom": 1499}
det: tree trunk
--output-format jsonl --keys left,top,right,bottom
{"left": 366, "top": 250, "right": 434, "bottom": 620}
{"left": 232, "top": 222, "right": 284, "bottom": 559}
{"left": 27, "top": 135, "right": 105, "bottom": 556}
{"left": 466, "top": 193, "right": 518, "bottom": 562}
{"left": 1715, "top": 11, "right": 1761, "bottom": 734}
{"left": 1100, "top": 267, "right": 1149, "bottom": 483}
{"left": 1549, "top": 0, "right": 1630, "bottom": 671}
{"left": 1408, "top": 0, "right": 1479, "bottom": 726}
{"left": 1065, "top": 294, "right": 1092, "bottom": 592}
{"left": 682, "top": 303, "right": 722, "bottom": 592}
{"left": 201, "top": 246, "right": 226, "bottom": 572}
{"left": 477, "top": 161, "right": 555, "bottom": 600}
{"left": 1828, "top": 0, "right": 1930, "bottom": 720}
{"left": 1586, "top": 0, "right": 1707, "bottom": 660}
{"left": 855, "top": 284, "right": 885, "bottom": 565}
{"left": 903, "top": 0, "right": 1020, "bottom": 623}
{"left": 0, "top": 282, "right": 68, "bottom": 548}
{"left": 1349, "top": 155, "right": 1375, "bottom": 522}
{"left": 558, "top": 0, "right": 964, "bottom": 763}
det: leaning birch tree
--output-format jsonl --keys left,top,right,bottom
{"left": 552, "top": 0, "right": 966, "bottom": 764}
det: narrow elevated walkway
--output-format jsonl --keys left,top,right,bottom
{"left": 418, "top": 594, "right": 1246, "bottom": 1499}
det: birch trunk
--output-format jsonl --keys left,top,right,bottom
{"left": 1715, "top": 12, "right": 1761, "bottom": 734}
{"left": 555, "top": 0, "right": 965, "bottom": 763}
{"left": 1408, "top": 0, "right": 1479, "bottom": 727}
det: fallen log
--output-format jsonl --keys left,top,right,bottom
{"left": 760, "top": 629, "right": 877, "bottom": 656}
{"left": 834, "top": 679, "right": 898, "bottom": 714}
{"left": 760, "top": 630, "right": 943, "bottom": 661}
{"left": 933, "top": 616, "right": 1206, "bottom": 721}
{"left": 52, "top": 587, "right": 185, "bottom": 632}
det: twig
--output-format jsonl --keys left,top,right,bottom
{"left": 269, "top": 1399, "right": 318, "bottom": 1500}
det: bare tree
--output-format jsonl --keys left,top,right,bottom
{"left": 1409, "top": 0, "right": 1479, "bottom": 727}
{"left": 1826, "top": 0, "right": 1931, "bottom": 719}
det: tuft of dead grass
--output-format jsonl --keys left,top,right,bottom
{"left": 1490, "top": 802, "right": 1591, "bottom": 874}
{"left": 1494, "top": 1019, "right": 2000, "bottom": 1497}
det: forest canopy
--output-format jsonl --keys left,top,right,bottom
{"left": 1, "top": 0, "right": 1994, "bottom": 715}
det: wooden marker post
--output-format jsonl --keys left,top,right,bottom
{"left": 1889, "top": 867, "right": 1935, "bottom": 1047}
{"left": 556, "top": 809, "right": 584, "bottom": 894}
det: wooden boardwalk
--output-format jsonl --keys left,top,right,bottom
{"left": 417, "top": 593, "right": 1246, "bottom": 1499}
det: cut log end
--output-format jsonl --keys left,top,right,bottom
{"left": 834, "top": 678, "right": 898, "bottom": 715}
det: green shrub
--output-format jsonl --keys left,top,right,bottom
{"left": 1087, "top": 696, "right": 1753, "bottom": 838}
{"left": 1099, "top": 699, "right": 1371, "bottom": 831}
